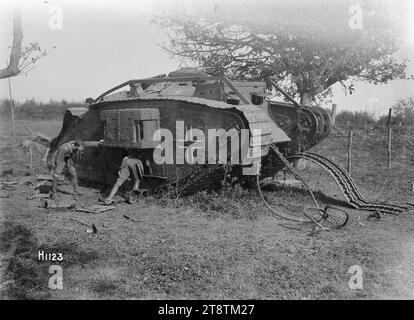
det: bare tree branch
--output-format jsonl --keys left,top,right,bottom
{"left": 0, "top": 6, "right": 23, "bottom": 79}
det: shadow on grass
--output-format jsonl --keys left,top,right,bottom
{"left": 261, "top": 183, "right": 353, "bottom": 209}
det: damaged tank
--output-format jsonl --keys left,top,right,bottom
{"left": 48, "top": 69, "right": 332, "bottom": 196}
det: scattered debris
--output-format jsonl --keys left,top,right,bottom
{"left": 23, "top": 127, "right": 51, "bottom": 163}
{"left": 27, "top": 193, "right": 50, "bottom": 200}
{"left": 406, "top": 202, "right": 414, "bottom": 207}
{"left": 36, "top": 174, "right": 53, "bottom": 181}
{"left": 355, "top": 216, "right": 365, "bottom": 227}
{"left": 41, "top": 198, "right": 77, "bottom": 209}
{"left": 70, "top": 217, "right": 98, "bottom": 233}
{"left": 32, "top": 133, "right": 52, "bottom": 148}
{"left": 0, "top": 191, "right": 10, "bottom": 198}
{"left": 2, "top": 181, "right": 18, "bottom": 185}
{"left": 76, "top": 205, "right": 115, "bottom": 214}
{"left": 366, "top": 211, "right": 381, "bottom": 220}
{"left": 123, "top": 214, "right": 140, "bottom": 223}
{"left": 274, "top": 178, "right": 302, "bottom": 187}
{"left": 27, "top": 180, "right": 52, "bottom": 199}
{"left": 2, "top": 184, "right": 17, "bottom": 191}
{"left": 34, "top": 180, "right": 48, "bottom": 191}
{"left": 1, "top": 169, "right": 13, "bottom": 176}
{"left": 70, "top": 217, "right": 90, "bottom": 226}
{"left": 25, "top": 125, "right": 52, "bottom": 148}
{"left": 86, "top": 224, "right": 98, "bottom": 234}
{"left": 98, "top": 196, "right": 122, "bottom": 204}
{"left": 307, "top": 226, "right": 322, "bottom": 236}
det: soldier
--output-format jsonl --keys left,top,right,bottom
{"left": 50, "top": 140, "right": 84, "bottom": 199}
{"left": 104, "top": 151, "right": 144, "bottom": 205}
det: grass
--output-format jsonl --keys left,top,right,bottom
{"left": 1, "top": 118, "right": 414, "bottom": 300}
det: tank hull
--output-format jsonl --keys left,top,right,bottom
{"left": 49, "top": 70, "right": 331, "bottom": 193}
{"left": 49, "top": 96, "right": 289, "bottom": 192}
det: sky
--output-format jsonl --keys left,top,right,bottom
{"left": 0, "top": 0, "right": 413, "bottom": 117}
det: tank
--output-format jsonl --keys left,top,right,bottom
{"left": 48, "top": 69, "right": 331, "bottom": 195}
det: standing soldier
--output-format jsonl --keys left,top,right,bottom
{"left": 50, "top": 140, "right": 84, "bottom": 199}
{"left": 104, "top": 150, "right": 144, "bottom": 205}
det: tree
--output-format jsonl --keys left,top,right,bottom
{"left": 1, "top": 5, "right": 47, "bottom": 79}
{"left": 1, "top": 4, "right": 48, "bottom": 139}
{"left": 154, "top": 0, "right": 412, "bottom": 105}
{"left": 390, "top": 97, "right": 414, "bottom": 125}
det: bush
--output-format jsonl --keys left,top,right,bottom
{"left": 334, "top": 98, "right": 414, "bottom": 135}
{"left": 377, "top": 97, "right": 414, "bottom": 128}
{"left": 0, "top": 98, "right": 85, "bottom": 120}
{"left": 335, "top": 110, "right": 376, "bottom": 130}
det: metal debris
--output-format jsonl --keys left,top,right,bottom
{"left": 289, "top": 152, "right": 410, "bottom": 215}
{"left": 1, "top": 169, "right": 13, "bottom": 176}
{"left": 86, "top": 224, "right": 98, "bottom": 234}
{"left": 27, "top": 193, "right": 50, "bottom": 200}
{"left": 2, "top": 181, "right": 18, "bottom": 185}
{"left": 76, "top": 205, "right": 115, "bottom": 214}
{"left": 70, "top": 217, "right": 98, "bottom": 233}
{"left": 123, "top": 214, "right": 140, "bottom": 223}
{"left": 36, "top": 174, "right": 53, "bottom": 181}
{"left": 34, "top": 180, "right": 48, "bottom": 190}
{"left": 41, "top": 198, "right": 77, "bottom": 209}
{"left": 2, "top": 184, "right": 17, "bottom": 191}
{"left": 0, "top": 191, "right": 10, "bottom": 198}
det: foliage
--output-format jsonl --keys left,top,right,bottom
{"left": 0, "top": 98, "right": 84, "bottom": 120}
{"left": 335, "top": 110, "right": 377, "bottom": 130}
{"left": 381, "top": 97, "right": 414, "bottom": 125}
{"left": 154, "top": 0, "right": 412, "bottom": 105}
{"left": 17, "top": 42, "right": 48, "bottom": 76}
{"left": 334, "top": 97, "right": 414, "bottom": 134}
{"left": 375, "top": 97, "right": 414, "bottom": 134}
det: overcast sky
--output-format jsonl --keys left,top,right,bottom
{"left": 0, "top": 0, "right": 413, "bottom": 116}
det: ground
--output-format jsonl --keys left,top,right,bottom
{"left": 0, "top": 118, "right": 413, "bottom": 300}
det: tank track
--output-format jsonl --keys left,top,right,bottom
{"left": 288, "top": 152, "right": 410, "bottom": 215}
{"left": 172, "top": 163, "right": 225, "bottom": 197}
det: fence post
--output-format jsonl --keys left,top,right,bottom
{"left": 8, "top": 77, "right": 16, "bottom": 140}
{"left": 387, "top": 108, "right": 392, "bottom": 169}
{"left": 347, "top": 121, "right": 352, "bottom": 175}
{"left": 331, "top": 103, "right": 337, "bottom": 127}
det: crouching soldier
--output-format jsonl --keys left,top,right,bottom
{"left": 50, "top": 140, "right": 84, "bottom": 199}
{"left": 104, "top": 151, "right": 144, "bottom": 205}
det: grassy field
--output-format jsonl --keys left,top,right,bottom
{"left": 1, "top": 118, "right": 414, "bottom": 300}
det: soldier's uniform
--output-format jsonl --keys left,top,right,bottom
{"left": 51, "top": 141, "right": 82, "bottom": 197}
{"left": 104, "top": 155, "right": 144, "bottom": 205}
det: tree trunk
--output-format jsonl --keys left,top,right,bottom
{"left": 8, "top": 77, "right": 16, "bottom": 140}
{"left": 0, "top": 6, "right": 23, "bottom": 79}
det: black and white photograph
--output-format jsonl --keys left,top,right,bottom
{"left": 0, "top": 0, "right": 413, "bottom": 305}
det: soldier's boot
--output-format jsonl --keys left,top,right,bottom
{"left": 104, "top": 183, "right": 120, "bottom": 205}
{"left": 133, "top": 180, "right": 140, "bottom": 191}
{"left": 50, "top": 177, "right": 58, "bottom": 199}
{"left": 72, "top": 176, "right": 81, "bottom": 196}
